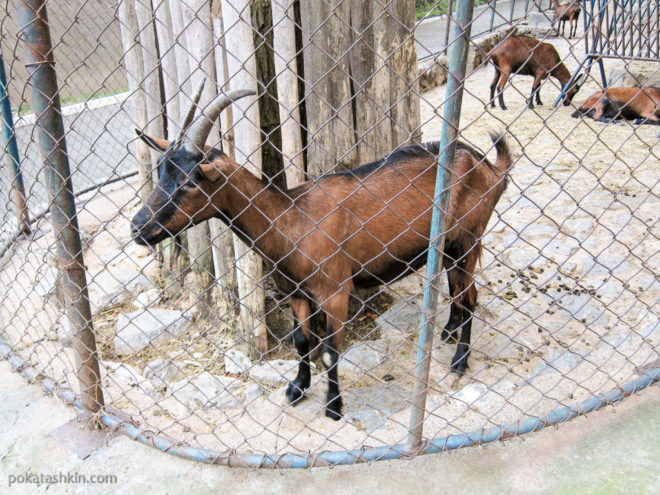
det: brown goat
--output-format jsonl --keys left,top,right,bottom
{"left": 551, "top": 0, "right": 581, "bottom": 38}
{"left": 130, "top": 81, "right": 513, "bottom": 420}
{"left": 571, "top": 87, "right": 660, "bottom": 124}
{"left": 487, "top": 36, "right": 584, "bottom": 110}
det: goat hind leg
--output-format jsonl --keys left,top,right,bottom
{"left": 321, "top": 291, "right": 350, "bottom": 421}
{"left": 441, "top": 277, "right": 461, "bottom": 343}
{"left": 286, "top": 297, "right": 313, "bottom": 404}
{"left": 497, "top": 72, "right": 509, "bottom": 110}
{"left": 489, "top": 69, "right": 500, "bottom": 108}
{"left": 450, "top": 283, "right": 477, "bottom": 377}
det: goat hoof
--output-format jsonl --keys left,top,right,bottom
{"left": 325, "top": 396, "right": 343, "bottom": 421}
{"left": 450, "top": 357, "right": 469, "bottom": 377}
{"left": 286, "top": 381, "right": 307, "bottom": 404}
{"left": 441, "top": 328, "right": 458, "bottom": 343}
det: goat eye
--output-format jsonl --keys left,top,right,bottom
{"left": 181, "top": 180, "right": 197, "bottom": 190}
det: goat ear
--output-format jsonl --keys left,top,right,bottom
{"left": 136, "top": 129, "right": 171, "bottom": 152}
{"left": 199, "top": 155, "right": 233, "bottom": 182}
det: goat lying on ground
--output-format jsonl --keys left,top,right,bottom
{"left": 551, "top": 0, "right": 581, "bottom": 38}
{"left": 487, "top": 36, "right": 584, "bottom": 110}
{"left": 571, "top": 87, "right": 660, "bottom": 124}
{"left": 130, "top": 80, "right": 513, "bottom": 420}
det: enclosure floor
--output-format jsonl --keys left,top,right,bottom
{"left": 1, "top": 360, "right": 658, "bottom": 493}
{"left": 1, "top": 33, "right": 658, "bottom": 457}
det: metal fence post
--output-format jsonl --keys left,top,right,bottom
{"left": 0, "top": 47, "right": 30, "bottom": 235}
{"left": 490, "top": 0, "right": 498, "bottom": 31}
{"left": 16, "top": 0, "right": 104, "bottom": 415}
{"left": 406, "top": 0, "right": 474, "bottom": 453}
{"left": 444, "top": 0, "right": 454, "bottom": 55}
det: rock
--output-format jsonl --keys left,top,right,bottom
{"left": 345, "top": 410, "right": 386, "bottom": 433}
{"left": 418, "top": 57, "right": 448, "bottom": 93}
{"left": 224, "top": 349, "right": 252, "bottom": 376}
{"left": 56, "top": 314, "right": 73, "bottom": 346}
{"left": 102, "top": 361, "right": 154, "bottom": 395}
{"left": 376, "top": 299, "right": 423, "bottom": 340}
{"left": 143, "top": 358, "right": 184, "bottom": 389}
{"left": 387, "top": 274, "right": 426, "bottom": 298}
{"left": 339, "top": 338, "right": 391, "bottom": 376}
{"left": 133, "top": 288, "right": 161, "bottom": 309}
{"left": 33, "top": 266, "right": 59, "bottom": 299}
{"left": 89, "top": 268, "right": 155, "bottom": 314}
{"left": 248, "top": 359, "right": 298, "bottom": 386}
{"left": 114, "top": 309, "right": 191, "bottom": 356}
{"left": 527, "top": 347, "right": 585, "bottom": 381}
{"left": 608, "top": 61, "right": 660, "bottom": 88}
{"left": 450, "top": 383, "right": 489, "bottom": 408}
{"left": 168, "top": 372, "right": 241, "bottom": 410}
{"left": 343, "top": 383, "right": 411, "bottom": 418}
{"left": 243, "top": 383, "right": 265, "bottom": 404}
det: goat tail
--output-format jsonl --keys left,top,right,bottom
{"left": 489, "top": 132, "right": 513, "bottom": 178}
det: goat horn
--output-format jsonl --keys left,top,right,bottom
{"left": 183, "top": 88, "right": 256, "bottom": 152}
{"left": 174, "top": 78, "right": 206, "bottom": 146}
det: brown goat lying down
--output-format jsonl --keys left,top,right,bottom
{"left": 572, "top": 87, "right": 660, "bottom": 124}
{"left": 130, "top": 83, "right": 513, "bottom": 420}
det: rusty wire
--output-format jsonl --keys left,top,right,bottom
{"left": 0, "top": 0, "right": 658, "bottom": 467}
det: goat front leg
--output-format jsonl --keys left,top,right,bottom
{"left": 321, "top": 290, "right": 350, "bottom": 420}
{"left": 286, "top": 297, "right": 313, "bottom": 404}
{"left": 528, "top": 75, "right": 543, "bottom": 109}
{"left": 445, "top": 249, "right": 479, "bottom": 377}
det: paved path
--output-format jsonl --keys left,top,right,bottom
{"left": 415, "top": 0, "right": 547, "bottom": 59}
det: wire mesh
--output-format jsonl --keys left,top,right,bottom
{"left": 0, "top": 0, "right": 658, "bottom": 467}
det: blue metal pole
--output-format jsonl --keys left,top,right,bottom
{"left": 0, "top": 47, "right": 31, "bottom": 234}
{"left": 406, "top": 0, "right": 474, "bottom": 452}
{"left": 490, "top": 0, "right": 498, "bottom": 31}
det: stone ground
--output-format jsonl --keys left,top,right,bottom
{"left": 0, "top": 360, "right": 658, "bottom": 494}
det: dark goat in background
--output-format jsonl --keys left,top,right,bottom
{"left": 551, "top": 0, "right": 581, "bottom": 38}
{"left": 130, "top": 80, "right": 513, "bottom": 420}
{"left": 487, "top": 36, "right": 584, "bottom": 110}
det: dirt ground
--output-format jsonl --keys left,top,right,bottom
{"left": 0, "top": 34, "right": 658, "bottom": 457}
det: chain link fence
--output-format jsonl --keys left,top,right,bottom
{"left": 1, "top": 0, "right": 658, "bottom": 467}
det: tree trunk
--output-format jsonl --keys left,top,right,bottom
{"left": 299, "top": 0, "right": 356, "bottom": 176}
{"left": 252, "top": 0, "right": 286, "bottom": 192}
{"left": 117, "top": 0, "right": 151, "bottom": 203}
{"left": 220, "top": 0, "right": 268, "bottom": 357}
{"left": 271, "top": 0, "right": 305, "bottom": 187}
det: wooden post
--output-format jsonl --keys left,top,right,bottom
{"left": 271, "top": 0, "right": 304, "bottom": 187}
{"left": 182, "top": 0, "right": 237, "bottom": 313}
{"left": 299, "top": 0, "right": 356, "bottom": 175}
{"left": 153, "top": 0, "right": 180, "bottom": 136}
{"left": 117, "top": 0, "right": 152, "bottom": 203}
{"left": 220, "top": 0, "right": 268, "bottom": 356}
{"left": 134, "top": 0, "right": 164, "bottom": 186}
